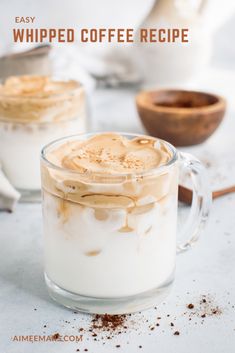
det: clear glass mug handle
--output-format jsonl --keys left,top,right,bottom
{"left": 177, "top": 152, "right": 212, "bottom": 252}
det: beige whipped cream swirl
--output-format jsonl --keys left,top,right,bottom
{"left": 42, "top": 133, "right": 177, "bottom": 209}
{"left": 49, "top": 133, "right": 172, "bottom": 174}
{"left": 0, "top": 75, "right": 84, "bottom": 123}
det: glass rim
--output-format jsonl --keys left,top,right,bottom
{"left": 41, "top": 132, "right": 178, "bottom": 179}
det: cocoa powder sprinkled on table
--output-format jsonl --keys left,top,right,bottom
{"left": 187, "top": 303, "right": 194, "bottom": 309}
{"left": 65, "top": 293, "right": 228, "bottom": 350}
{"left": 88, "top": 314, "right": 130, "bottom": 341}
{"left": 83, "top": 295, "right": 223, "bottom": 345}
{"left": 174, "top": 331, "right": 180, "bottom": 336}
{"left": 91, "top": 314, "right": 127, "bottom": 331}
{"left": 184, "top": 295, "right": 223, "bottom": 324}
{"left": 52, "top": 333, "right": 60, "bottom": 340}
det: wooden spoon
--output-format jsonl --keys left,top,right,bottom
{"left": 178, "top": 185, "right": 235, "bottom": 205}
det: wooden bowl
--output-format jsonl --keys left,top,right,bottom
{"left": 136, "top": 89, "right": 226, "bottom": 146}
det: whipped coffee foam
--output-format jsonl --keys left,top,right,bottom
{"left": 0, "top": 75, "right": 86, "bottom": 190}
{"left": 42, "top": 133, "right": 175, "bottom": 208}
{"left": 49, "top": 133, "right": 172, "bottom": 174}
{"left": 0, "top": 75, "right": 78, "bottom": 97}
{"left": 0, "top": 75, "right": 84, "bottom": 123}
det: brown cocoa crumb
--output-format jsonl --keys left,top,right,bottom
{"left": 84, "top": 349, "right": 88, "bottom": 352}
{"left": 174, "top": 331, "right": 180, "bottom": 336}
{"left": 116, "top": 345, "right": 121, "bottom": 348}
{"left": 43, "top": 325, "right": 47, "bottom": 328}
{"left": 52, "top": 333, "right": 60, "bottom": 340}
{"left": 187, "top": 304, "right": 194, "bottom": 309}
{"left": 170, "top": 322, "right": 174, "bottom": 327}
{"left": 76, "top": 349, "right": 80, "bottom": 352}
{"left": 201, "top": 314, "right": 206, "bottom": 318}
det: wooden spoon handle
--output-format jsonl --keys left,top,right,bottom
{"left": 178, "top": 185, "right": 235, "bottom": 204}
{"left": 213, "top": 186, "right": 235, "bottom": 198}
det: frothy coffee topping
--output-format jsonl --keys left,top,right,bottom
{"left": 42, "top": 133, "right": 177, "bottom": 209}
{"left": 0, "top": 76, "right": 79, "bottom": 97}
{"left": 49, "top": 133, "right": 172, "bottom": 174}
{"left": 0, "top": 75, "right": 84, "bottom": 123}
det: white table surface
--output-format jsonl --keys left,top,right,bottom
{"left": 1, "top": 82, "right": 235, "bottom": 353}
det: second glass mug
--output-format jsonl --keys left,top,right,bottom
{"left": 0, "top": 76, "right": 86, "bottom": 201}
{"left": 41, "top": 132, "right": 211, "bottom": 314}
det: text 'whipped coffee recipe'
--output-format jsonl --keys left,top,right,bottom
{"left": 13, "top": 20, "right": 189, "bottom": 43}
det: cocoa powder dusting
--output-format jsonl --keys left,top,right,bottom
{"left": 46, "top": 293, "right": 229, "bottom": 352}
{"left": 91, "top": 314, "right": 127, "bottom": 332}
{"left": 185, "top": 295, "right": 223, "bottom": 320}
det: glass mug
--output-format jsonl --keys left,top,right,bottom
{"left": 41, "top": 132, "right": 211, "bottom": 314}
{"left": 0, "top": 76, "right": 86, "bottom": 201}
